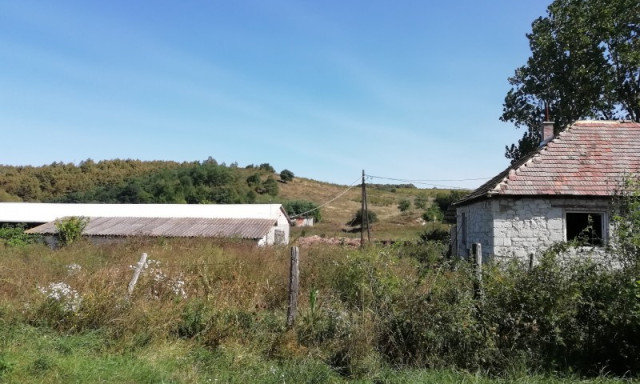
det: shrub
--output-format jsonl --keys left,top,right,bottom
{"left": 55, "top": 216, "right": 88, "bottom": 246}
{"left": 434, "top": 190, "right": 467, "bottom": 212}
{"left": 259, "top": 163, "right": 275, "bottom": 173}
{"left": 419, "top": 227, "right": 450, "bottom": 243}
{"left": 280, "top": 169, "right": 294, "bottom": 183}
{"left": 422, "top": 205, "right": 443, "bottom": 222}
{"left": 398, "top": 199, "right": 411, "bottom": 212}
{"left": 283, "top": 200, "right": 321, "bottom": 222}
{"left": 0, "top": 225, "right": 40, "bottom": 247}
{"left": 263, "top": 176, "right": 279, "bottom": 196}
{"left": 348, "top": 209, "right": 378, "bottom": 227}
{"left": 414, "top": 194, "right": 428, "bottom": 209}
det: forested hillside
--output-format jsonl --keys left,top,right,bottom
{"left": 0, "top": 159, "right": 280, "bottom": 204}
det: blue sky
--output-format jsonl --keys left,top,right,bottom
{"left": 0, "top": 1, "right": 550, "bottom": 189}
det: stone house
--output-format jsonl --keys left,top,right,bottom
{"left": 453, "top": 120, "right": 640, "bottom": 262}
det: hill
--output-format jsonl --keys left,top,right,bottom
{"left": 0, "top": 159, "right": 467, "bottom": 241}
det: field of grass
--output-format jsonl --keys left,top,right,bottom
{"left": 276, "top": 177, "right": 455, "bottom": 241}
{"left": 1, "top": 237, "right": 637, "bottom": 383}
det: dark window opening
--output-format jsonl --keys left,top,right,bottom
{"left": 566, "top": 212, "right": 603, "bottom": 246}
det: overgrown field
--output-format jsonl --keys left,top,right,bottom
{"left": 1, "top": 237, "right": 638, "bottom": 383}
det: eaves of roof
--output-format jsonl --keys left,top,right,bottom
{"left": 454, "top": 120, "right": 640, "bottom": 207}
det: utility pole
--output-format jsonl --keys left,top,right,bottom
{"left": 360, "top": 170, "right": 370, "bottom": 247}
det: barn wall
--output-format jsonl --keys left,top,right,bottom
{"left": 262, "top": 211, "right": 290, "bottom": 246}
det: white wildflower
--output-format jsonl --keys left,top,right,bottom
{"left": 38, "top": 282, "right": 82, "bottom": 312}
{"left": 66, "top": 263, "right": 82, "bottom": 274}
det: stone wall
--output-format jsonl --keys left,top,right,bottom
{"left": 455, "top": 200, "right": 493, "bottom": 261}
{"left": 493, "top": 197, "right": 611, "bottom": 261}
{"left": 456, "top": 197, "right": 612, "bottom": 262}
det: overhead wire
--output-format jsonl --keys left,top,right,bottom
{"left": 289, "top": 176, "right": 362, "bottom": 219}
{"left": 365, "top": 174, "right": 489, "bottom": 190}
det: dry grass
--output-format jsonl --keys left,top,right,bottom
{"left": 278, "top": 177, "right": 456, "bottom": 240}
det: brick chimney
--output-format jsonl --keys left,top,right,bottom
{"left": 540, "top": 121, "right": 554, "bottom": 145}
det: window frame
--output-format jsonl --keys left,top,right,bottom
{"left": 564, "top": 210, "right": 607, "bottom": 246}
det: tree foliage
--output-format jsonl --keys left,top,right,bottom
{"left": 283, "top": 200, "right": 322, "bottom": 222}
{"left": 279, "top": 169, "right": 294, "bottom": 183}
{"left": 502, "top": 0, "right": 640, "bottom": 163}
{"left": 433, "top": 190, "right": 467, "bottom": 213}
{"left": 55, "top": 217, "right": 88, "bottom": 246}
{"left": 349, "top": 209, "right": 378, "bottom": 227}
{"left": 0, "top": 159, "right": 281, "bottom": 204}
{"left": 398, "top": 199, "right": 411, "bottom": 212}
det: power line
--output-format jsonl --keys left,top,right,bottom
{"left": 289, "top": 176, "right": 362, "bottom": 219}
{"left": 366, "top": 174, "right": 490, "bottom": 183}
{"left": 365, "top": 174, "right": 488, "bottom": 189}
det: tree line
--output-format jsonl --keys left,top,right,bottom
{"left": 0, "top": 159, "right": 283, "bottom": 204}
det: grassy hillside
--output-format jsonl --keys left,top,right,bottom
{"left": 0, "top": 160, "right": 466, "bottom": 241}
{"left": 276, "top": 176, "right": 458, "bottom": 241}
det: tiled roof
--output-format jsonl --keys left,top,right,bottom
{"left": 26, "top": 217, "right": 276, "bottom": 240}
{"left": 456, "top": 120, "right": 640, "bottom": 205}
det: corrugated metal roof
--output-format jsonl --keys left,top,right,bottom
{"left": 456, "top": 120, "right": 640, "bottom": 206}
{"left": 0, "top": 203, "right": 287, "bottom": 223}
{"left": 26, "top": 217, "right": 276, "bottom": 239}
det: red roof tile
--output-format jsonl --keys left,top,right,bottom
{"left": 457, "top": 120, "right": 640, "bottom": 205}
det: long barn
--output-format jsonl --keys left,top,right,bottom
{"left": 0, "top": 203, "right": 290, "bottom": 246}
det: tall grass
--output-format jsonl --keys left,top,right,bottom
{"left": 0, "top": 238, "right": 638, "bottom": 382}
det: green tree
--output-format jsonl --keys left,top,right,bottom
{"left": 259, "top": 163, "right": 275, "bottom": 173}
{"left": 502, "top": 0, "right": 640, "bottom": 163}
{"left": 263, "top": 176, "right": 279, "bottom": 196}
{"left": 283, "top": 200, "right": 322, "bottom": 222}
{"left": 434, "top": 190, "right": 467, "bottom": 213}
{"left": 280, "top": 169, "right": 294, "bottom": 183}
{"left": 349, "top": 209, "right": 378, "bottom": 227}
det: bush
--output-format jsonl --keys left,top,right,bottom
{"left": 422, "top": 205, "right": 444, "bottom": 222}
{"left": 263, "top": 176, "right": 279, "bottom": 196}
{"left": 0, "top": 225, "right": 39, "bottom": 247}
{"left": 55, "top": 217, "right": 88, "bottom": 246}
{"left": 434, "top": 190, "right": 467, "bottom": 212}
{"left": 283, "top": 200, "right": 321, "bottom": 222}
{"left": 414, "top": 194, "right": 428, "bottom": 209}
{"left": 398, "top": 199, "right": 411, "bottom": 212}
{"left": 259, "top": 163, "right": 275, "bottom": 173}
{"left": 419, "top": 227, "right": 450, "bottom": 243}
{"left": 280, "top": 169, "right": 294, "bottom": 183}
{"left": 348, "top": 209, "right": 378, "bottom": 227}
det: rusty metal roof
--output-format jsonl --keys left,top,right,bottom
{"left": 26, "top": 217, "right": 276, "bottom": 239}
{"left": 456, "top": 120, "right": 640, "bottom": 206}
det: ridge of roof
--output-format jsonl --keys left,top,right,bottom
{"left": 455, "top": 120, "right": 640, "bottom": 206}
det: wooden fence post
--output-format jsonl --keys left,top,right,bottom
{"left": 529, "top": 253, "right": 534, "bottom": 271}
{"left": 472, "top": 243, "right": 484, "bottom": 301}
{"left": 286, "top": 247, "right": 300, "bottom": 328}
{"left": 128, "top": 253, "right": 148, "bottom": 296}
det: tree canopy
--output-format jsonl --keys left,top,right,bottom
{"left": 502, "top": 0, "right": 640, "bottom": 163}
{"left": 0, "top": 158, "right": 282, "bottom": 204}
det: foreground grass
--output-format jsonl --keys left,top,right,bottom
{"left": 0, "top": 239, "right": 638, "bottom": 383}
{"left": 1, "top": 325, "right": 631, "bottom": 384}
